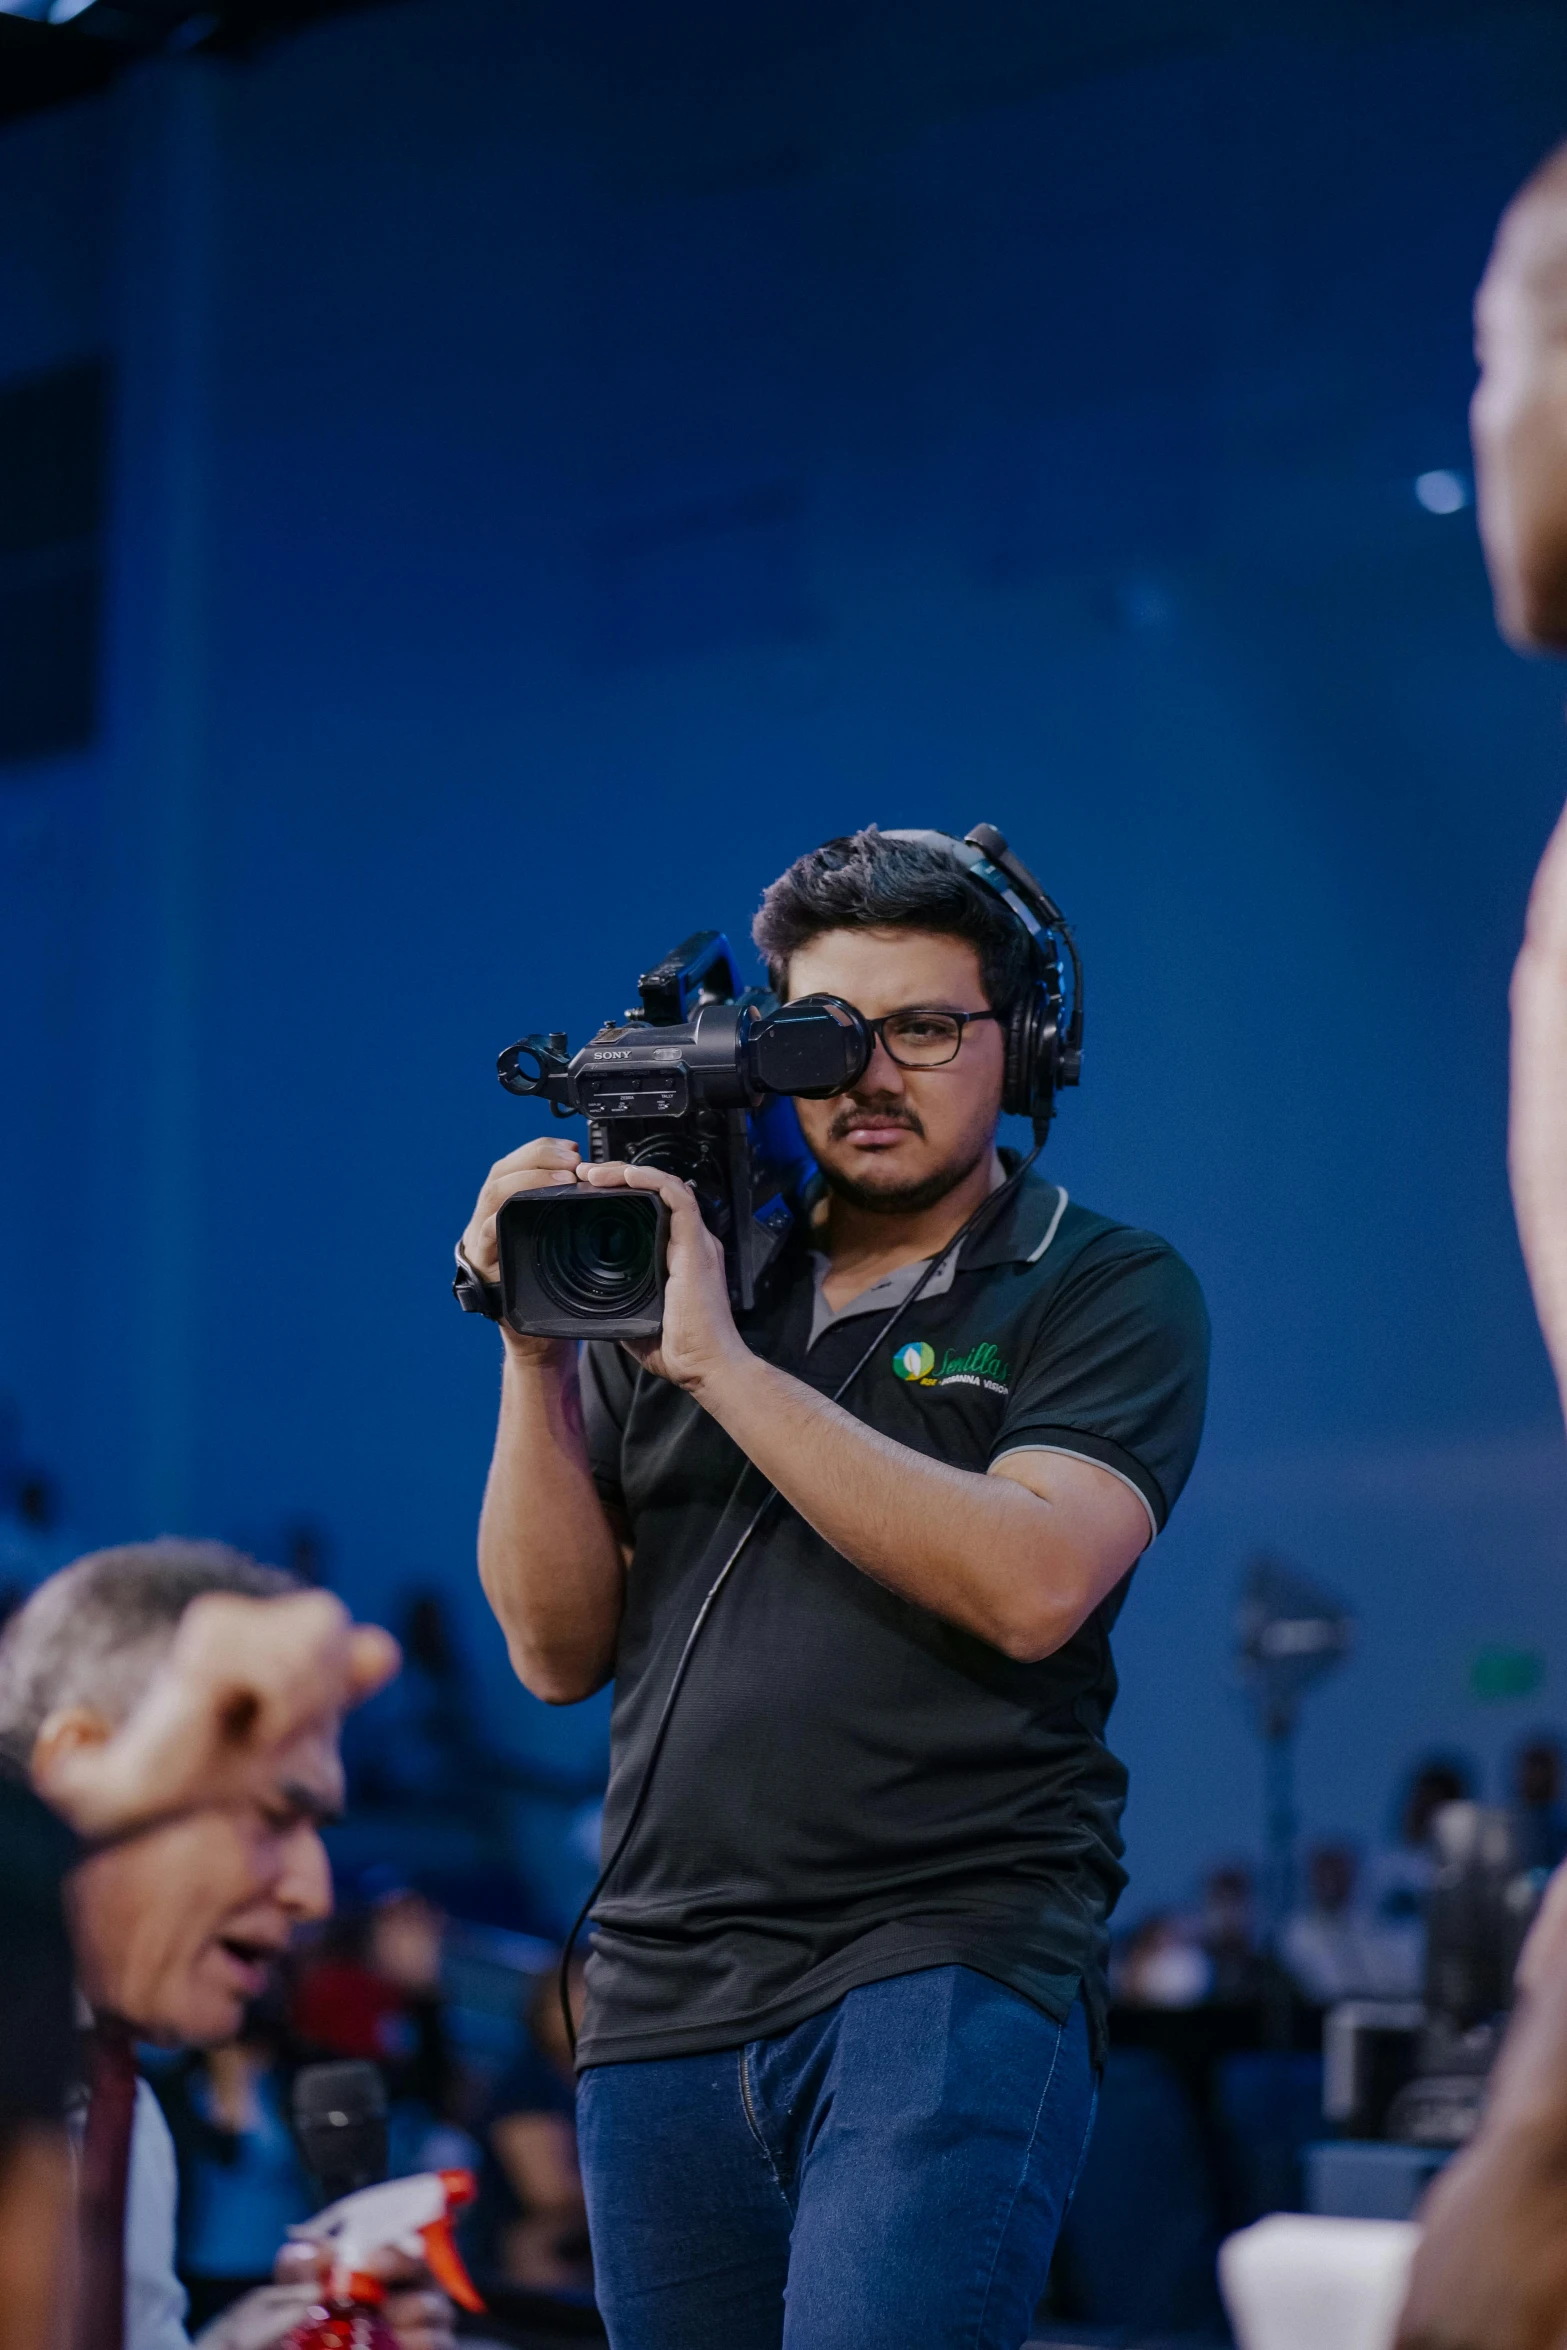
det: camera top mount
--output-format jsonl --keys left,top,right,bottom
{"left": 498, "top": 932, "right": 868, "bottom": 1125}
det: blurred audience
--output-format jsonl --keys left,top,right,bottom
{"left": 1199, "top": 1863, "right": 1269, "bottom": 2003}
{"left": 292, "top": 1884, "right": 462, "bottom": 2181}
{"left": 476, "top": 1960, "right": 590, "bottom": 2298}
{"left": 1283, "top": 1840, "right": 1421, "bottom": 2002}
{"left": 1114, "top": 1758, "right": 1490, "bottom": 2028}
{"left": 1114, "top": 1913, "right": 1213, "bottom": 2009}
{"left": 1113, "top": 1862, "right": 1293, "bottom": 2012}
{"left": 344, "top": 1592, "right": 505, "bottom": 1837}
{"left": 1364, "top": 1757, "right": 1473, "bottom": 1947}
{"left": 1509, "top": 1734, "right": 1567, "bottom": 1874}
{"left": 0, "top": 1400, "right": 77, "bottom": 1611}
{"left": 1115, "top": 1854, "right": 1342, "bottom": 2014}
{"left": 294, "top": 1889, "right": 448, "bottom": 2090}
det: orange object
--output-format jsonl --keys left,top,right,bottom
{"left": 280, "top": 2167, "right": 485, "bottom": 2347}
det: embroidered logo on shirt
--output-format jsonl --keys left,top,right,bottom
{"left": 939, "top": 1340, "right": 1010, "bottom": 1388}
{"left": 891, "top": 1339, "right": 1011, "bottom": 1395}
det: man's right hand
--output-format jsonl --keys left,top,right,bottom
{"left": 30, "top": 1591, "right": 399, "bottom": 1844}
{"left": 460, "top": 1137, "right": 582, "bottom": 1362}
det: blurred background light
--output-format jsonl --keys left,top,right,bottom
{"left": 1415, "top": 468, "right": 1471, "bottom": 514}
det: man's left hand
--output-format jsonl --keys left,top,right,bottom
{"left": 33, "top": 1591, "right": 399, "bottom": 1845}
{"left": 371, "top": 2247, "right": 456, "bottom": 2350}
{"left": 271, "top": 2242, "right": 455, "bottom": 2350}
{"left": 575, "top": 1159, "right": 746, "bottom": 1393}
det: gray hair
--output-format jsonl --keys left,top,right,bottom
{"left": 0, "top": 1539, "right": 297, "bottom": 1776}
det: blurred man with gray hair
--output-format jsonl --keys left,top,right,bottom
{"left": 0, "top": 1537, "right": 451, "bottom": 2350}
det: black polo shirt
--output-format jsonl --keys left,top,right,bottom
{"left": 575, "top": 1167, "right": 1209, "bottom": 2070}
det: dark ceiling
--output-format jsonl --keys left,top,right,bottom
{"left": 0, "top": 0, "right": 394, "bottom": 124}
{"left": 1, "top": 0, "right": 1558, "bottom": 146}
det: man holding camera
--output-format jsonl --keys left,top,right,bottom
{"left": 462, "top": 827, "right": 1209, "bottom": 2350}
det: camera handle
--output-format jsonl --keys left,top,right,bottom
{"left": 638, "top": 931, "right": 743, "bottom": 1024}
{"left": 497, "top": 1034, "right": 572, "bottom": 1102}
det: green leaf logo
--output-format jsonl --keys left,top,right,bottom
{"left": 894, "top": 1341, "right": 936, "bottom": 1381}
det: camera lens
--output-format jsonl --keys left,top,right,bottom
{"left": 533, "top": 1195, "right": 660, "bottom": 1321}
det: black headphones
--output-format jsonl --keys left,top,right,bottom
{"left": 881, "top": 822, "right": 1083, "bottom": 1140}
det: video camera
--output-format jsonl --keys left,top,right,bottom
{"left": 477, "top": 932, "right": 871, "bottom": 1340}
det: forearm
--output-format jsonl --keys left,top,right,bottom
{"left": 478, "top": 1343, "right": 626, "bottom": 1703}
{"left": 492, "top": 2116, "right": 584, "bottom": 2217}
{"left": 1511, "top": 803, "right": 1567, "bottom": 1425}
{"left": 1395, "top": 1965, "right": 1567, "bottom": 2350}
{"left": 1473, "top": 145, "right": 1567, "bottom": 652}
{"left": 0, "top": 2125, "right": 72, "bottom": 2350}
{"left": 693, "top": 1350, "right": 1098, "bottom": 1660}
{"left": 1474, "top": 351, "right": 1567, "bottom": 649}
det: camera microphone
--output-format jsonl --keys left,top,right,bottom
{"left": 291, "top": 2060, "right": 389, "bottom": 2207}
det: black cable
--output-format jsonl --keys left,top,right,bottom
{"left": 558, "top": 1143, "right": 1043, "bottom": 2055}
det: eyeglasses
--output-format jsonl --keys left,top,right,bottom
{"left": 861, "top": 1007, "right": 1004, "bottom": 1069}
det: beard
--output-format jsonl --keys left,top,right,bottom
{"left": 816, "top": 1126, "right": 993, "bottom": 1217}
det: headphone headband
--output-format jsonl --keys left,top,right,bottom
{"left": 880, "top": 822, "right": 1083, "bottom": 1135}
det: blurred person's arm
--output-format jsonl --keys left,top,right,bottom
{"left": 1473, "top": 141, "right": 1567, "bottom": 651}
{"left": 1510, "top": 804, "right": 1567, "bottom": 1427}
{"left": 1396, "top": 1865, "right": 1567, "bottom": 2350}
{"left": 1398, "top": 141, "right": 1567, "bottom": 2350}
{"left": 1476, "top": 142, "right": 1567, "bottom": 1424}
{"left": 0, "top": 2125, "right": 73, "bottom": 2350}
{"left": 30, "top": 1589, "right": 398, "bottom": 1845}
{"left": 463, "top": 1139, "right": 630, "bottom": 1704}
{"left": 490, "top": 2110, "right": 584, "bottom": 2218}
{"left": 490, "top": 2106, "right": 588, "bottom": 2294}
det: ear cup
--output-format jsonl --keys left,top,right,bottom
{"left": 1000, "top": 991, "right": 1029, "bottom": 1120}
{"left": 884, "top": 822, "right": 1079, "bottom": 1124}
{"left": 1003, "top": 979, "right": 1057, "bottom": 1122}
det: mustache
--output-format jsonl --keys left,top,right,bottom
{"left": 826, "top": 1094, "right": 925, "bottom": 1144}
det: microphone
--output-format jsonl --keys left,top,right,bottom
{"left": 291, "top": 2060, "right": 389, "bottom": 2206}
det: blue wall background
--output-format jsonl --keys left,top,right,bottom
{"left": 6, "top": 0, "right": 1567, "bottom": 1926}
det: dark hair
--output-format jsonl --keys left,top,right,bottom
{"left": 752, "top": 827, "right": 1033, "bottom": 1009}
{"left": 1400, "top": 1754, "right": 1475, "bottom": 1846}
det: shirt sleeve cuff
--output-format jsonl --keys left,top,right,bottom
{"left": 988, "top": 1426, "right": 1166, "bottom": 1540}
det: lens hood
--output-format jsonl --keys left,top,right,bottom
{"left": 497, "top": 1184, "right": 671, "bottom": 1341}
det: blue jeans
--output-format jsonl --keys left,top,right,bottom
{"left": 576, "top": 1965, "right": 1097, "bottom": 2350}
